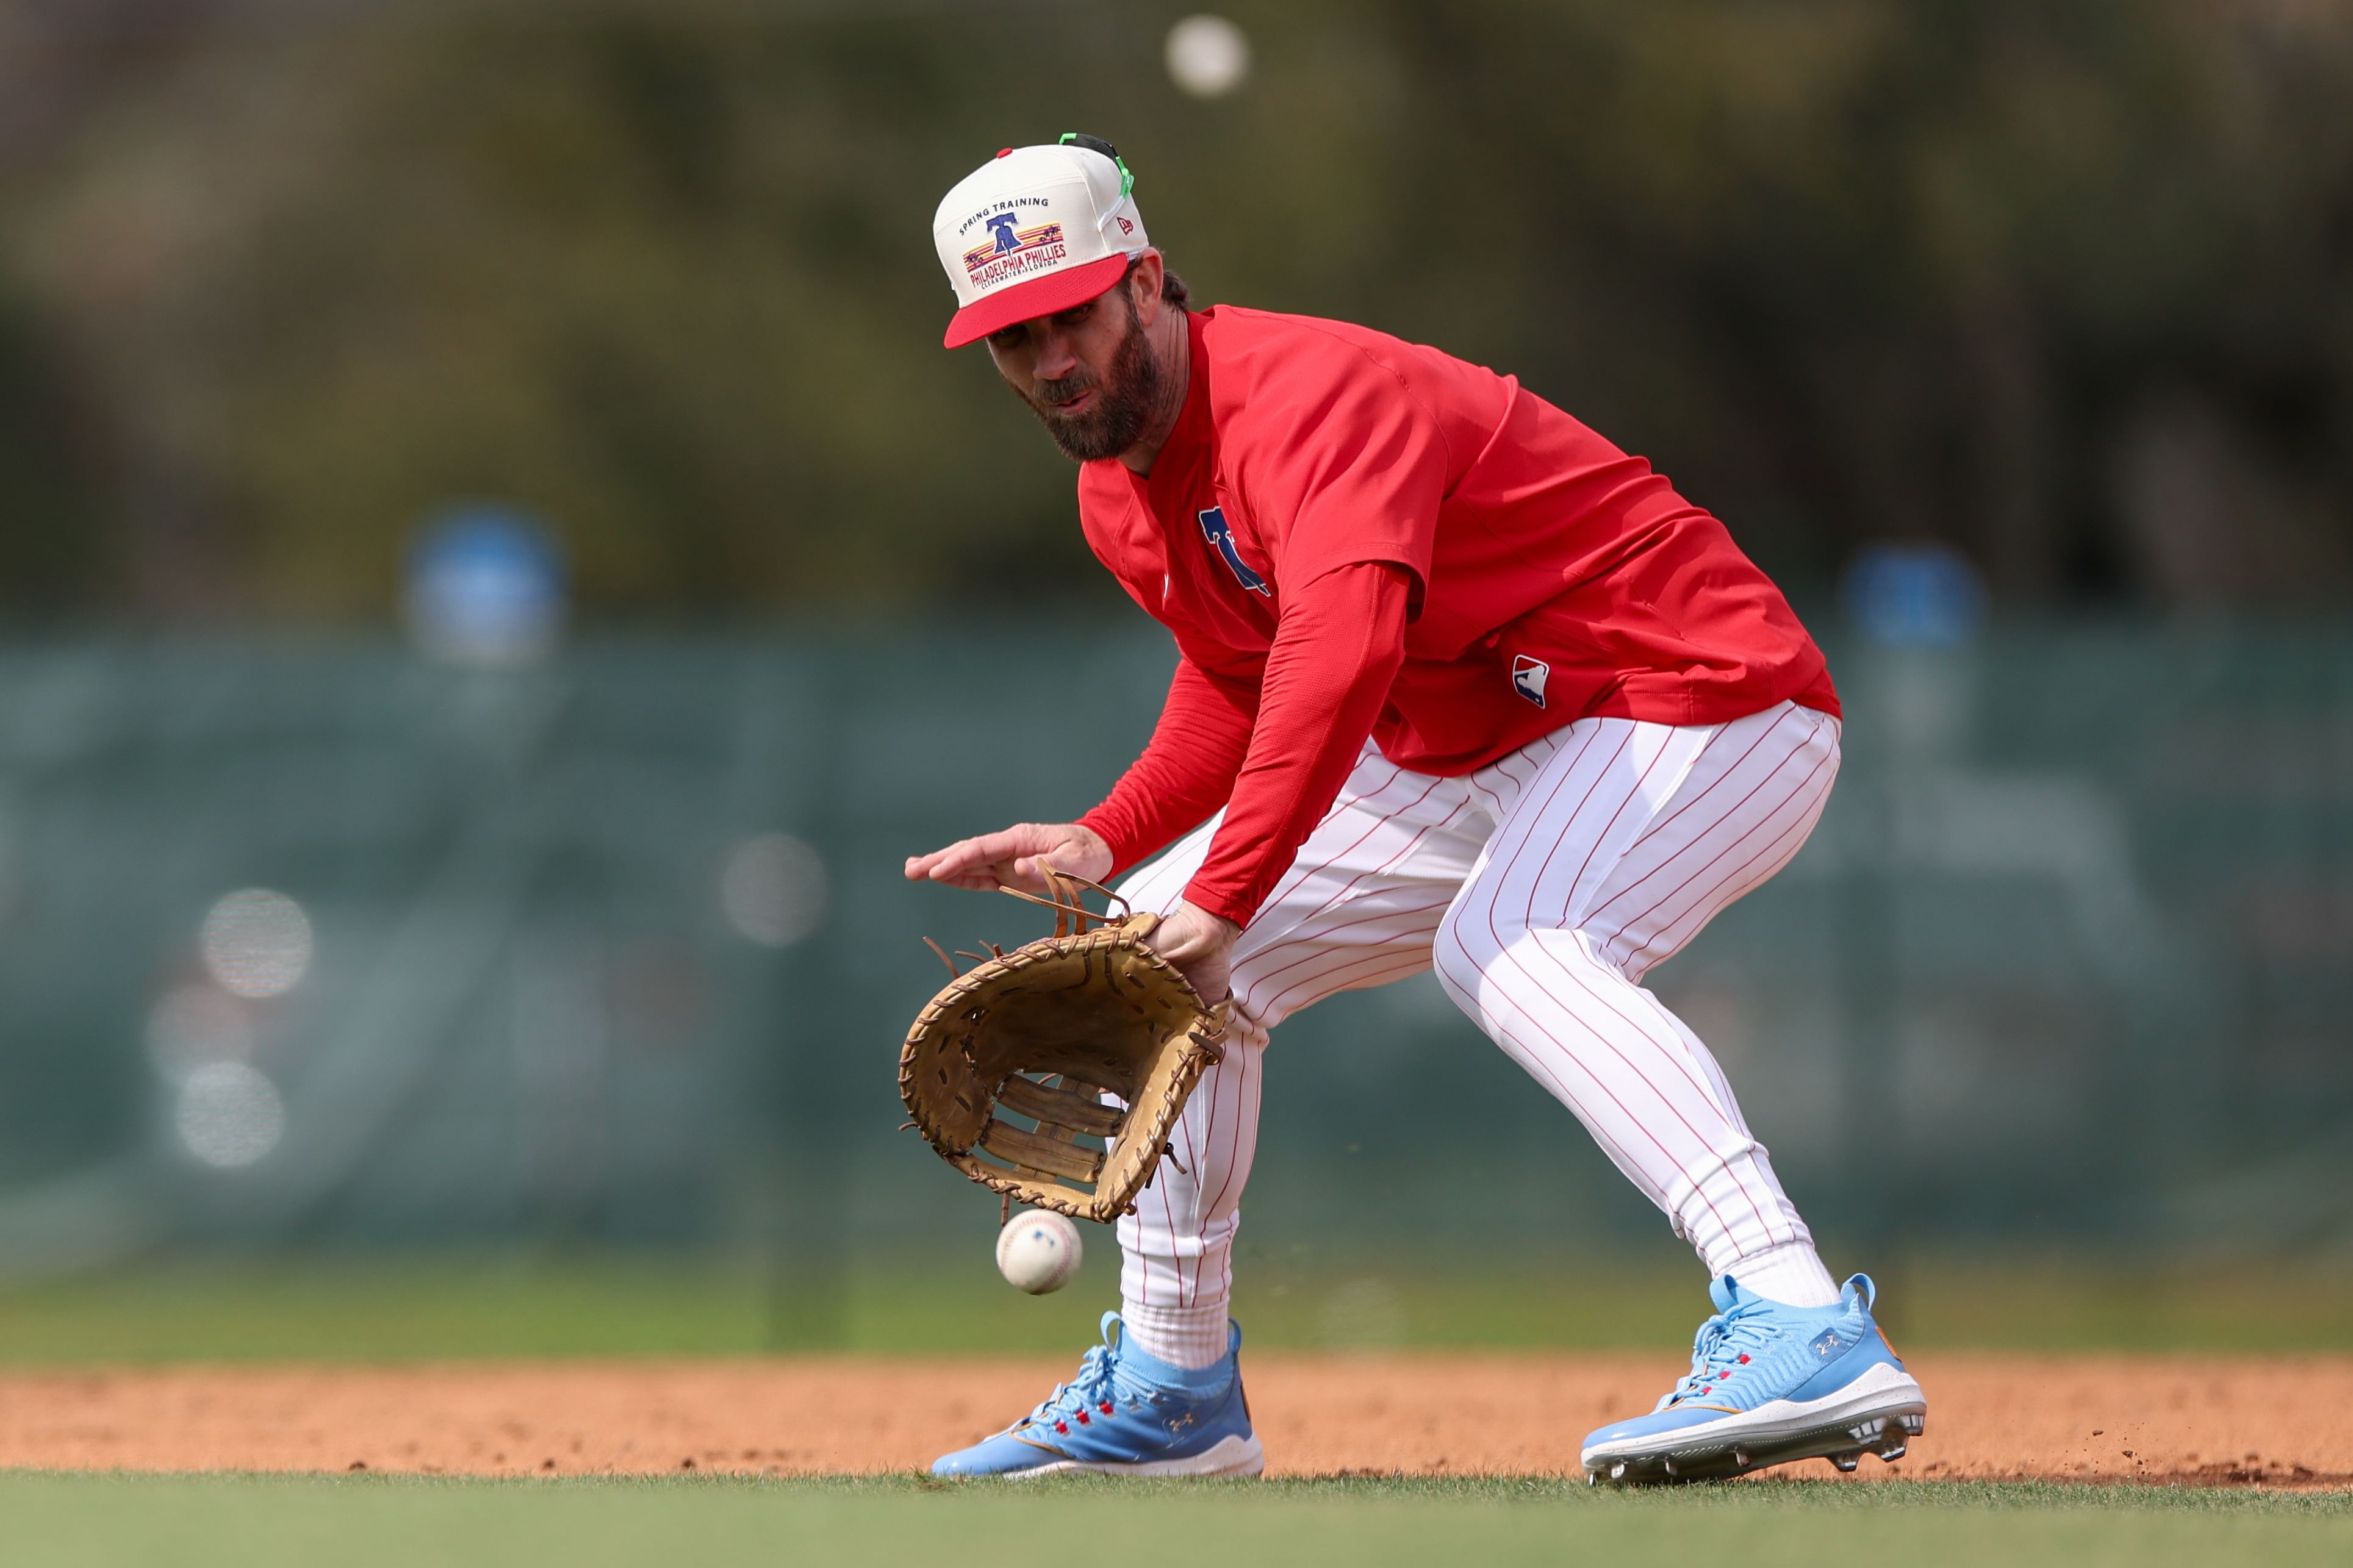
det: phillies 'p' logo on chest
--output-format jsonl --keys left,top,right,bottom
{"left": 1197, "top": 507, "right": 1270, "bottom": 596}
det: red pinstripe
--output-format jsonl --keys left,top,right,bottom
{"left": 1546, "top": 728, "right": 1670, "bottom": 927}
{"left": 1600, "top": 722, "right": 1830, "bottom": 943}
{"left": 1470, "top": 877, "right": 1766, "bottom": 1250}
{"left": 1489, "top": 733, "right": 1783, "bottom": 1187}
{"left": 1443, "top": 711, "right": 1816, "bottom": 1255}
{"left": 1189, "top": 1034, "right": 1257, "bottom": 1303}
{"left": 1624, "top": 776, "right": 1831, "bottom": 978}
{"left": 1505, "top": 726, "right": 1820, "bottom": 1243}
{"left": 1494, "top": 935, "right": 1794, "bottom": 1248}
{"left": 1166, "top": 1051, "right": 1209, "bottom": 1303}
{"left": 1505, "top": 727, "right": 1623, "bottom": 919}
{"left": 1243, "top": 800, "right": 1469, "bottom": 964}
{"left": 1235, "top": 803, "right": 1471, "bottom": 1002}
{"left": 1464, "top": 726, "right": 1772, "bottom": 1244}
{"left": 1194, "top": 767, "right": 1452, "bottom": 939}
{"left": 1611, "top": 744, "right": 1837, "bottom": 974}
{"left": 1584, "top": 709, "right": 1800, "bottom": 921}
{"left": 1251, "top": 942, "right": 1446, "bottom": 1021}
{"left": 1245, "top": 928, "right": 1445, "bottom": 1020}
{"left": 1431, "top": 920, "right": 1658, "bottom": 1201}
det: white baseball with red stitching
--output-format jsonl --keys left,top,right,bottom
{"left": 997, "top": 1210, "right": 1083, "bottom": 1295}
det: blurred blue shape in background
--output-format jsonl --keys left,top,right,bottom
{"left": 1842, "top": 543, "right": 1989, "bottom": 648}
{"left": 403, "top": 506, "right": 567, "bottom": 668}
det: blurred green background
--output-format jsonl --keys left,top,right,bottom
{"left": 0, "top": 2, "right": 2345, "bottom": 1359}
{"left": 6, "top": 0, "right": 2351, "bottom": 618}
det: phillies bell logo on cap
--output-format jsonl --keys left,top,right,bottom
{"left": 932, "top": 135, "right": 1151, "bottom": 349}
{"left": 960, "top": 216, "right": 1069, "bottom": 290}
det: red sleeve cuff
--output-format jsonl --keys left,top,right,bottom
{"left": 1075, "top": 806, "right": 1144, "bottom": 879}
{"left": 1173, "top": 881, "right": 1254, "bottom": 929}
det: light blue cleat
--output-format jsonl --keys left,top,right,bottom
{"left": 1582, "top": 1273, "right": 1927, "bottom": 1483}
{"left": 931, "top": 1312, "right": 1264, "bottom": 1478}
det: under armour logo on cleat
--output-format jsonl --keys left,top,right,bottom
{"left": 1809, "top": 1329, "right": 1842, "bottom": 1359}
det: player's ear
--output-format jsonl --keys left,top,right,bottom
{"left": 1126, "top": 250, "right": 1166, "bottom": 324}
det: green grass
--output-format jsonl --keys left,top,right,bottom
{"left": 1, "top": 1473, "right": 2347, "bottom": 1568}
{"left": 0, "top": 1250, "right": 2346, "bottom": 1362}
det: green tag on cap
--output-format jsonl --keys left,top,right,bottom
{"left": 1058, "top": 132, "right": 1134, "bottom": 199}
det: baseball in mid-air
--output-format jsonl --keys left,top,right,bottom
{"left": 996, "top": 1210, "right": 1082, "bottom": 1294}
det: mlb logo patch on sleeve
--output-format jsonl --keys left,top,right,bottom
{"left": 1511, "top": 655, "right": 1550, "bottom": 708}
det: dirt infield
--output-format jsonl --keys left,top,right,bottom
{"left": 0, "top": 1354, "right": 2341, "bottom": 1487}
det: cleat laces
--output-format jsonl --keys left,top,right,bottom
{"left": 1016, "top": 1317, "right": 1164, "bottom": 1434}
{"left": 1661, "top": 1298, "right": 1784, "bottom": 1408}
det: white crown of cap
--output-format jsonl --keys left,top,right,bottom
{"left": 932, "top": 141, "right": 1150, "bottom": 315}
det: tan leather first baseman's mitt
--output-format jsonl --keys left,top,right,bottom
{"left": 898, "top": 870, "right": 1226, "bottom": 1224}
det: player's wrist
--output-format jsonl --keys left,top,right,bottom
{"left": 1026, "top": 822, "right": 1113, "bottom": 885}
{"left": 1174, "top": 898, "right": 1240, "bottom": 937}
{"left": 1176, "top": 886, "right": 1250, "bottom": 934}
{"left": 1066, "top": 815, "right": 1125, "bottom": 875}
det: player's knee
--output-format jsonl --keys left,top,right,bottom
{"left": 1429, "top": 907, "right": 1488, "bottom": 1008}
{"left": 1434, "top": 898, "right": 1611, "bottom": 1006}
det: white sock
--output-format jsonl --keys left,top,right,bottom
{"left": 1726, "top": 1241, "right": 1841, "bottom": 1307}
{"left": 1120, "top": 1298, "right": 1230, "bottom": 1370}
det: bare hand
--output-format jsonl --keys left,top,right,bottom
{"left": 1146, "top": 899, "right": 1241, "bottom": 1006}
{"left": 903, "top": 822, "right": 1113, "bottom": 894}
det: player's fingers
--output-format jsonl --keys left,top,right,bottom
{"left": 907, "top": 839, "right": 980, "bottom": 876}
{"left": 932, "top": 828, "right": 1036, "bottom": 877}
{"left": 918, "top": 837, "right": 996, "bottom": 881}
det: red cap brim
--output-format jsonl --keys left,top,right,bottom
{"left": 941, "top": 253, "right": 1132, "bottom": 349}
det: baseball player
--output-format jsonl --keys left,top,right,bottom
{"left": 907, "top": 135, "right": 1927, "bottom": 1483}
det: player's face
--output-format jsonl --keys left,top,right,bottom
{"left": 986, "top": 271, "right": 1163, "bottom": 464}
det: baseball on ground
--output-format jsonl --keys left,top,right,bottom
{"left": 996, "top": 1210, "right": 1082, "bottom": 1294}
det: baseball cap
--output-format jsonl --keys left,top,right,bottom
{"left": 932, "top": 134, "right": 1150, "bottom": 349}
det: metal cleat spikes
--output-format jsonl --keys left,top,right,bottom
{"left": 1733, "top": 1448, "right": 1754, "bottom": 1469}
{"left": 1878, "top": 1442, "right": 1908, "bottom": 1462}
{"left": 1610, "top": 1462, "right": 1628, "bottom": 1481}
{"left": 1828, "top": 1452, "right": 1860, "bottom": 1473}
{"left": 1899, "top": 1413, "right": 1927, "bottom": 1436}
{"left": 1661, "top": 1457, "right": 1680, "bottom": 1477}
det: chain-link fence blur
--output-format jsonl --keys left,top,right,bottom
{"left": 0, "top": 623, "right": 2340, "bottom": 1291}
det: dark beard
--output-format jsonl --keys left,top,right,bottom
{"left": 1013, "top": 301, "right": 1162, "bottom": 463}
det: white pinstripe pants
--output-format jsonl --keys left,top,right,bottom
{"left": 1114, "top": 699, "right": 1842, "bottom": 1317}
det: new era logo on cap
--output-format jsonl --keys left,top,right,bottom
{"left": 933, "top": 137, "right": 1150, "bottom": 348}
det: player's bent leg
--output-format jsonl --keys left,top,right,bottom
{"left": 1114, "top": 1020, "right": 1265, "bottom": 1368}
{"left": 930, "top": 1312, "right": 1262, "bottom": 1479}
{"left": 1110, "top": 745, "right": 1487, "bottom": 1373}
{"left": 1431, "top": 704, "right": 1850, "bottom": 1276}
{"left": 1425, "top": 704, "right": 1929, "bottom": 1479}
{"left": 1579, "top": 1273, "right": 1926, "bottom": 1483}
